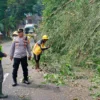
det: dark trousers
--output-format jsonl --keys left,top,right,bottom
{"left": 34, "top": 54, "right": 41, "bottom": 63}
{"left": 0, "top": 61, "right": 3, "bottom": 83}
{"left": 12, "top": 56, "right": 28, "bottom": 83}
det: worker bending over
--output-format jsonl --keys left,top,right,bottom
{"left": 33, "top": 35, "right": 50, "bottom": 71}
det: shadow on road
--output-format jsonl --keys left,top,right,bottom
{"left": 18, "top": 83, "right": 61, "bottom": 93}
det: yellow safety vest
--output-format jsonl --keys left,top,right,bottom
{"left": 0, "top": 45, "right": 2, "bottom": 60}
{"left": 33, "top": 43, "right": 46, "bottom": 56}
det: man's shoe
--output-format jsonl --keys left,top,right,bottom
{"left": 0, "top": 94, "right": 8, "bottom": 98}
{"left": 22, "top": 80, "right": 30, "bottom": 84}
{"left": 12, "top": 83, "right": 18, "bottom": 87}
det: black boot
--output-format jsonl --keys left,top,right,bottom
{"left": 0, "top": 82, "right": 8, "bottom": 98}
{"left": 12, "top": 83, "right": 17, "bottom": 87}
{"left": 22, "top": 78, "right": 30, "bottom": 84}
{"left": 12, "top": 78, "right": 18, "bottom": 87}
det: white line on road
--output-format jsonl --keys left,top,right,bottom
{"left": 3, "top": 73, "right": 9, "bottom": 83}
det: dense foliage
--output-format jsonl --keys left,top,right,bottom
{"left": 0, "top": 0, "right": 7, "bottom": 31}
{"left": 0, "top": 0, "right": 41, "bottom": 35}
{"left": 40, "top": 0, "right": 100, "bottom": 71}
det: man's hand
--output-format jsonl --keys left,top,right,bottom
{"left": 47, "top": 45, "right": 50, "bottom": 49}
{"left": 4, "top": 53, "right": 7, "bottom": 57}
{"left": 28, "top": 56, "right": 31, "bottom": 60}
{"left": 10, "top": 56, "right": 13, "bottom": 61}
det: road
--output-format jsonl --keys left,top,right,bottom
{"left": 1, "top": 41, "right": 64, "bottom": 100}
{"left": 1, "top": 41, "right": 93, "bottom": 100}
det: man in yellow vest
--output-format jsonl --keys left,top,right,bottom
{"left": 0, "top": 45, "right": 8, "bottom": 98}
{"left": 33, "top": 35, "right": 50, "bottom": 71}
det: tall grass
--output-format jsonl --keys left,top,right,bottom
{"left": 40, "top": 0, "right": 100, "bottom": 72}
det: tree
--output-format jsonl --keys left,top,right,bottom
{"left": 0, "top": 0, "right": 7, "bottom": 21}
{"left": 0, "top": 0, "right": 38, "bottom": 36}
{"left": 0, "top": 0, "right": 7, "bottom": 36}
{"left": 33, "top": 0, "right": 43, "bottom": 16}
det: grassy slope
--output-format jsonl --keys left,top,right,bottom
{"left": 40, "top": 0, "right": 100, "bottom": 71}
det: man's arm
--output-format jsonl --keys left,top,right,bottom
{"left": 10, "top": 42, "right": 15, "bottom": 60}
{"left": 39, "top": 43, "right": 50, "bottom": 51}
{"left": 27, "top": 42, "right": 32, "bottom": 57}
{"left": 41, "top": 47, "right": 49, "bottom": 50}
{"left": 37, "top": 40, "right": 49, "bottom": 51}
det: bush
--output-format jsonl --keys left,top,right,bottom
{"left": 40, "top": 0, "right": 100, "bottom": 72}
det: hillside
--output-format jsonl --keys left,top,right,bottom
{"left": 40, "top": 0, "right": 100, "bottom": 71}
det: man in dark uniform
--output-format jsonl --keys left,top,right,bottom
{"left": 0, "top": 45, "right": 8, "bottom": 98}
{"left": 10, "top": 29, "right": 32, "bottom": 87}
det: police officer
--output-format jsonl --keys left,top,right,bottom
{"left": 0, "top": 45, "right": 8, "bottom": 98}
{"left": 10, "top": 29, "right": 32, "bottom": 87}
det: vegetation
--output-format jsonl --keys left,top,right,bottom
{"left": 0, "top": 0, "right": 42, "bottom": 36}
{"left": 40, "top": 0, "right": 100, "bottom": 72}
{"left": 0, "top": 0, "right": 100, "bottom": 99}
{"left": 0, "top": 0, "right": 7, "bottom": 33}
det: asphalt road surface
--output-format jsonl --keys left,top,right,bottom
{"left": 1, "top": 41, "right": 93, "bottom": 100}
{"left": 1, "top": 41, "right": 65, "bottom": 100}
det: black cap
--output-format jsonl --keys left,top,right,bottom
{"left": 17, "top": 29, "right": 24, "bottom": 33}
